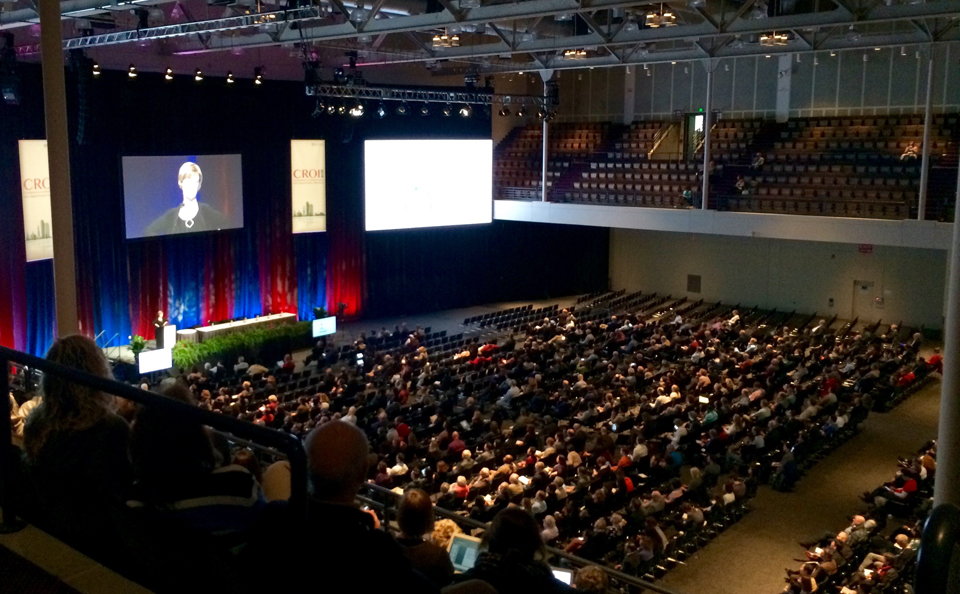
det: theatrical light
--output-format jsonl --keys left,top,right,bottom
{"left": 226, "top": 71, "right": 235, "bottom": 84}
{"left": 376, "top": 102, "right": 387, "bottom": 118}
{"left": 326, "top": 103, "right": 337, "bottom": 115}
{"left": 563, "top": 49, "right": 588, "bottom": 60}
{"left": 194, "top": 68, "right": 203, "bottom": 82}
{"left": 419, "top": 103, "right": 430, "bottom": 116}
{"left": 498, "top": 106, "right": 511, "bottom": 117}
{"left": 127, "top": 64, "right": 138, "bottom": 78}
{"left": 396, "top": 101, "right": 409, "bottom": 115}
{"left": 337, "top": 103, "right": 346, "bottom": 115}
{"left": 254, "top": 67, "right": 263, "bottom": 85}
{"left": 349, "top": 101, "right": 364, "bottom": 117}
{"left": 92, "top": 62, "right": 101, "bottom": 77}
{"left": 164, "top": 67, "right": 174, "bottom": 80}
{"left": 442, "top": 103, "right": 453, "bottom": 116}
{"left": 516, "top": 106, "right": 526, "bottom": 117}
{"left": 645, "top": 4, "right": 676, "bottom": 28}
{"left": 459, "top": 104, "right": 472, "bottom": 118}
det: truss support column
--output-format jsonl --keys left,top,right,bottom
{"left": 935, "top": 162, "right": 960, "bottom": 508}
{"left": 919, "top": 50, "right": 935, "bottom": 221}
{"left": 39, "top": 0, "right": 79, "bottom": 337}
{"left": 701, "top": 64, "right": 714, "bottom": 210}
{"left": 540, "top": 70, "right": 554, "bottom": 202}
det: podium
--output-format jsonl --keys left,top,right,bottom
{"left": 155, "top": 322, "right": 177, "bottom": 349}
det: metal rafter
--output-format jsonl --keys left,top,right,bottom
{"left": 357, "top": 0, "right": 387, "bottom": 33}
{"left": 307, "top": 83, "right": 544, "bottom": 106}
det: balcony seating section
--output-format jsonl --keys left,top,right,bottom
{"left": 554, "top": 159, "right": 699, "bottom": 208}
{"left": 706, "top": 119, "right": 765, "bottom": 162}
{"left": 494, "top": 122, "right": 615, "bottom": 199}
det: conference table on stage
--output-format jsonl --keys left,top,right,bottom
{"left": 176, "top": 313, "right": 298, "bottom": 344}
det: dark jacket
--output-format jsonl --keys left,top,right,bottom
{"left": 458, "top": 551, "right": 573, "bottom": 594}
{"left": 144, "top": 202, "right": 231, "bottom": 236}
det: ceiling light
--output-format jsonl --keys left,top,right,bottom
{"left": 194, "top": 68, "right": 203, "bottom": 82}
{"left": 830, "top": 50, "right": 836, "bottom": 57}
{"left": 499, "top": 106, "right": 511, "bottom": 117}
{"left": 442, "top": 103, "right": 453, "bottom": 116}
{"left": 420, "top": 103, "right": 430, "bottom": 116}
{"left": 349, "top": 101, "right": 364, "bottom": 117}
{"left": 901, "top": 46, "right": 907, "bottom": 56}
{"left": 337, "top": 104, "right": 346, "bottom": 115}
{"left": 164, "top": 67, "right": 174, "bottom": 81}
{"left": 396, "top": 101, "right": 409, "bottom": 115}
{"left": 459, "top": 104, "right": 472, "bottom": 117}
{"left": 254, "top": 67, "right": 263, "bottom": 85}
{"left": 326, "top": 104, "right": 337, "bottom": 115}
{"left": 127, "top": 64, "right": 138, "bottom": 78}
{"left": 92, "top": 62, "right": 101, "bottom": 77}
{"left": 516, "top": 106, "right": 526, "bottom": 117}
{"left": 376, "top": 102, "right": 387, "bottom": 118}
{"left": 226, "top": 71, "right": 235, "bottom": 84}
{"left": 845, "top": 25, "right": 861, "bottom": 42}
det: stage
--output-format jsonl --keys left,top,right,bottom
{"left": 101, "top": 294, "right": 582, "bottom": 371}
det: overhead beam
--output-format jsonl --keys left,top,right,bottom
{"left": 357, "top": 0, "right": 387, "bottom": 33}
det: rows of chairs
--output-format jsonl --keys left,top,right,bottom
{"left": 463, "top": 304, "right": 534, "bottom": 326}
{"left": 724, "top": 196, "right": 907, "bottom": 219}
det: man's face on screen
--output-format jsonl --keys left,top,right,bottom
{"left": 180, "top": 172, "right": 201, "bottom": 201}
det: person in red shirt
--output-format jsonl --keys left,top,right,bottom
{"left": 927, "top": 348, "right": 944, "bottom": 374}
{"left": 396, "top": 417, "right": 411, "bottom": 442}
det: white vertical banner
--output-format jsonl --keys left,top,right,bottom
{"left": 291, "top": 139, "right": 327, "bottom": 234}
{"left": 18, "top": 139, "right": 54, "bottom": 261}
{"left": 776, "top": 54, "right": 793, "bottom": 123}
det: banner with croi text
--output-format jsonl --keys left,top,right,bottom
{"left": 291, "top": 139, "right": 327, "bottom": 234}
{"left": 18, "top": 139, "right": 53, "bottom": 262}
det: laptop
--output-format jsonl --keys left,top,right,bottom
{"left": 551, "top": 567, "right": 574, "bottom": 585}
{"left": 447, "top": 533, "right": 482, "bottom": 573}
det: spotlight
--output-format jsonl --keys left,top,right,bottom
{"left": 226, "top": 71, "right": 235, "bottom": 84}
{"left": 376, "top": 102, "right": 387, "bottom": 118}
{"left": 442, "top": 103, "right": 453, "bottom": 116}
{"left": 516, "top": 106, "right": 526, "bottom": 117}
{"left": 420, "top": 103, "right": 430, "bottom": 116}
{"left": 162, "top": 67, "right": 173, "bottom": 80}
{"left": 499, "top": 106, "right": 511, "bottom": 117}
{"left": 326, "top": 103, "right": 337, "bottom": 115}
{"left": 254, "top": 67, "right": 263, "bottom": 85}
{"left": 349, "top": 101, "right": 365, "bottom": 117}
{"left": 337, "top": 103, "right": 346, "bottom": 115}
{"left": 92, "top": 62, "right": 101, "bottom": 77}
{"left": 396, "top": 101, "right": 409, "bottom": 115}
{"left": 194, "top": 68, "right": 203, "bottom": 82}
{"left": 459, "top": 104, "right": 472, "bottom": 118}
{"left": 127, "top": 63, "right": 138, "bottom": 78}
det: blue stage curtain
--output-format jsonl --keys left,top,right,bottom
{"left": 295, "top": 233, "right": 327, "bottom": 321}
{"left": 25, "top": 260, "right": 56, "bottom": 357}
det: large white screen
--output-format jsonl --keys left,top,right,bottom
{"left": 364, "top": 139, "right": 493, "bottom": 231}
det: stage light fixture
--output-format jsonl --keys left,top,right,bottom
{"left": 376, "top": 102, "right": 387, "bottom": 118}
{"left": 516, "top": 106, "right": 526, "bottom": 117}
{"left": 442, "top": 103, "right": 453, "bottom": 116}
{"left": 326, "top": 103, "right": 337, "bottom": 115}
{"left": 226, "top": 71, "right": 235, "bottom": 84}
{"left": 396, "top": 101, "right": 409, "bottom": 115}
{"left": 254, "top": 67, "right": 263, "bottom": 85}
{"left": 498, "top": 106, "right": 510, "bottom": 117}
{"left": 194, "top": 68, "right": 203, "bottom": 82}
{"left": 349, "top": 101, "right": 365, "bottom": 117}
{"left": 127, "top": 64, "right": 138, "bottom": 78}
{"left": 337, "top": 103, "right": 346, "bottom": 115}
{"left": 419, "top": 103, "right": 430, "bottom": 116}
{"left": 163, "top": 67, "right": 173, "bottom": 80}
{"left": 459, "top": 104, "right": 472, "bottom": 118}
{"left": 92, "top": 62, "right": 101, "bottom": 77}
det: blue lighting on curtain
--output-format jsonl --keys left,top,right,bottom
{"left": 25, "top": 260, "right": 55, "bottom": 357}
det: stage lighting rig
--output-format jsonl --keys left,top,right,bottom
{"left": 1, "top": 32, "right": 20, "bottom": 105}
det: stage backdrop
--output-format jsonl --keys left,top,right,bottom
{"left": 0, "top": 65, "right": 608, "bottom": 357}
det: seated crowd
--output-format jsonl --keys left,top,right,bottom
{"left": 782, "top": 441, "right": 935, "bottom": 594}
{"left": 5, "top": 297, "right": 937, "bottom": 592}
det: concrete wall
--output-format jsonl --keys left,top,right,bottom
{"left": 609, "top": 228, "right": 947, "bottom": 329}
{"left": 550, "top": 42, "right": 960, "bottom": 122}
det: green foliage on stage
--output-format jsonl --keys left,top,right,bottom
{"left": 171, "top": 322, "right": 312, "bottom": 370}
{"left": 130, "top": 335, "right": 147, "bottom": 359}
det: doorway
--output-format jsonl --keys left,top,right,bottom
{"left": 684, "top": 113, "right": 705, "bottom": 160}
{"left": 852, "top": 280, "right": 876, "bottom": 321}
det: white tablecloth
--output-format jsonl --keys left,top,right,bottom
{"left": 188, "top": 313, "right": 298, "bottom": 343}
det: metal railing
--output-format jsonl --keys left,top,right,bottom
{"left": 0, "top": 345, "right": 309, "bottom": 532}
{"left": 915, "top": 503, "right": 960, "bottom": 594}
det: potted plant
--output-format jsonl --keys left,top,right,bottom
{"left": 130, "top": 335, "right": 147, "bottom": 360}
{"left": 313, "top": 306, "right": 328, "bottom": 320}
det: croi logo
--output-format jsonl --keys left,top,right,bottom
{"left": 22, "top": 177, "right": 50, "bottom": 191}
{"left": 293, "top": 169, "right": 324, "bottom": 179}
